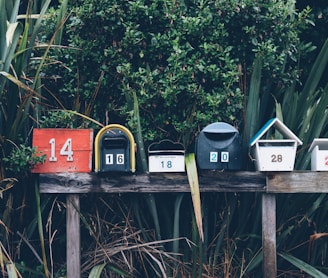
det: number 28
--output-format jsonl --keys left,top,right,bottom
{"left": 271, "top": 154, "right": 282, "bottom": 163}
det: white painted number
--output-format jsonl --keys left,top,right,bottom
{"left": 221, "top": 152, "right": 229, "bottom": 163}
{"left": 210, "top": 152, "right": 218, "bottom": 162}
{"left": 49, "top": 138, "right": 57, "bottom": 162}
{"left": 49, "top": 138, "right": 74, "bottom": 162}
{"left": 105, "top": 154, "right": 113, "bottom": 165}
{"left": 60, "top": 138, "right": 73, "bottom": 161}
{"left": 117, "top": 154, "right": 124, "bottom": 164}
{"left": 105, "top": 154, "right": 124, "bottom": 165}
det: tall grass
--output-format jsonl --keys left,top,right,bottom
{"left": 0, "top": 0, "right": 70, "bottom": 276}
{"left": 243, "top": 37, "right": 328, "bottom": 276}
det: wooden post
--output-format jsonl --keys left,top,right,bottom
{"left": 66, "top": 194, "right": 80, "bottom": 278}
{"left": 262, "top": 193, "right": 276, "bottom": 277}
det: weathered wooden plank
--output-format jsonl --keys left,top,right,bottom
{"left": 66, "top": 194, "right": 80, "bottom": 278}
{"left": 39, "top": 171, "right": 266, "bottom": 194}
{"left": 262, "top": 194, "right": 277, "bottom": 278}
{"left": 39, "top": 171, "right": 328, "bottom": 194}
{"left": 267, "top": 171, "right": 328, "bottom": 193}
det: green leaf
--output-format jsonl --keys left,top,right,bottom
{"left": 88, "top": 263, "right": 106, "bottom": 278}
{"left": 173, "top": 194, "right": 184, "bottom": 256}
{"left": 185, "top": 153, "right": 203, "bottom": 242}
{"left": 301, "top": 38, "right": 328, "bottom": 100}
{"left": 245, "top": 56, "right": 262, "bottom": 141}
{"left": 89, "top": 263, "right": 131, "bottom": 278}
{"left": 279, "top": 252, "right": 328, "bottom": 278}
{"left": 35, "top": 179, "right": 50, "bottom": 278}
{"left": 145, "top": 193, "right": 161, "bottom": 240}
{"left": 6, "top": 263, "right": 18, "bottom": 278}
{"left": 0, "top": 71, "right": 37, "bottom": 94}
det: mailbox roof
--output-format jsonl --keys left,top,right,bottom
{"left": 249, "top": 118, "right": 303, "bottom": 147}
{"left": 148, "top": 139, "right": 185, "bottom": 152}
{"left": 203, "top": 122, "right": 239, "bottom": 133}
{"left": 308, "top": 138, "right": 328, "bottom": 152}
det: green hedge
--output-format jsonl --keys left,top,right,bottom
{"left": 41, "top": 0, "right": 310, "bottom": 148}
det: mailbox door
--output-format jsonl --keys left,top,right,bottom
{"left": 223, "top": 136, "right": 241, "bottom": 170}
{"left": 148, "top": 151, "right": 185, "bottom": 172}
{"left": 100, "top": 148, "right": 129, "bottom": 172}
{"left": 99, "top": 131, "right": 130, "bottom": 172}
{"left": 196, "top": 131, "right": 241, "bottom": 170}
{"left": 148, "top": 140, "right": 185, "bottom": 173}
{"left": 254, "top": 140, "right": 297, "bottom": 171}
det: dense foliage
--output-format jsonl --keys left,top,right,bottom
{"left": 41, "top": 0, "right": 310, "bottom": 150}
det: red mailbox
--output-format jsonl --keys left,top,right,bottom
{"left": 31, "top": 128, "right": 93, "bottom": 173}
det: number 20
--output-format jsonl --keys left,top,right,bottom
{"left": 49, "top": 138, "right": 73, "bottom": 162}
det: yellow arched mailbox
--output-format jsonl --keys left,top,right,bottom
{"left": 94, "top": 124, "right": 136, "bottom": 173}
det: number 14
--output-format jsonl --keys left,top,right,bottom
{"left": 49, "top": 138, "right": 73, "bottom": 162}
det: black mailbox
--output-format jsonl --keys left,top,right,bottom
{"left": 195, "top": 122, "right": 241, "bottom": 170}
{"left": 94, "top": 124, "right": 136, "bottom": 173}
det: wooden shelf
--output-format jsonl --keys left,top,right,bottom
{"left": 38, "top": 171, "right": 328, "bottom": 278}
{"left": 39, "top": 171, "right": 328, "bottom": 194}
{"left": 39, "top": 171, "right": 266, "bottom": 193}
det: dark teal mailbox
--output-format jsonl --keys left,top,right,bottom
{"left": 195, "top": 122, "right": 241, "bottom": 170}
{"left": 94, "top": 124, "right": 136, "bottom": 173}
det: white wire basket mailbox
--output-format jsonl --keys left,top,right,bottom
{"left": 249, "top": 118, "right": 303, "bottom": 171}
{"left": 308, "top": 138, "right": 328, "bottom": 171}
{"left": 148, "top": 140, "right": 185, "bottom": 173}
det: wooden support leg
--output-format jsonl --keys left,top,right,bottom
{"left": 262, "top": 193, "right": 277, "bottom": 278}
{"left": 66, "top": 194, "right": 80, "bottom": 278}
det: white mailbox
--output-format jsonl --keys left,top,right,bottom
{"left": 308, "top": 138, "right": 328, "bottom": 171}
{"left": 249, "top": 118, "right": 302, "bottom": 171}
{"left": 148, "top": 140, "right": 185, "bottom": 172}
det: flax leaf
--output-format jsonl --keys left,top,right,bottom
{"left": 185, "top": 153, "right": 204, "bottom": 242}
